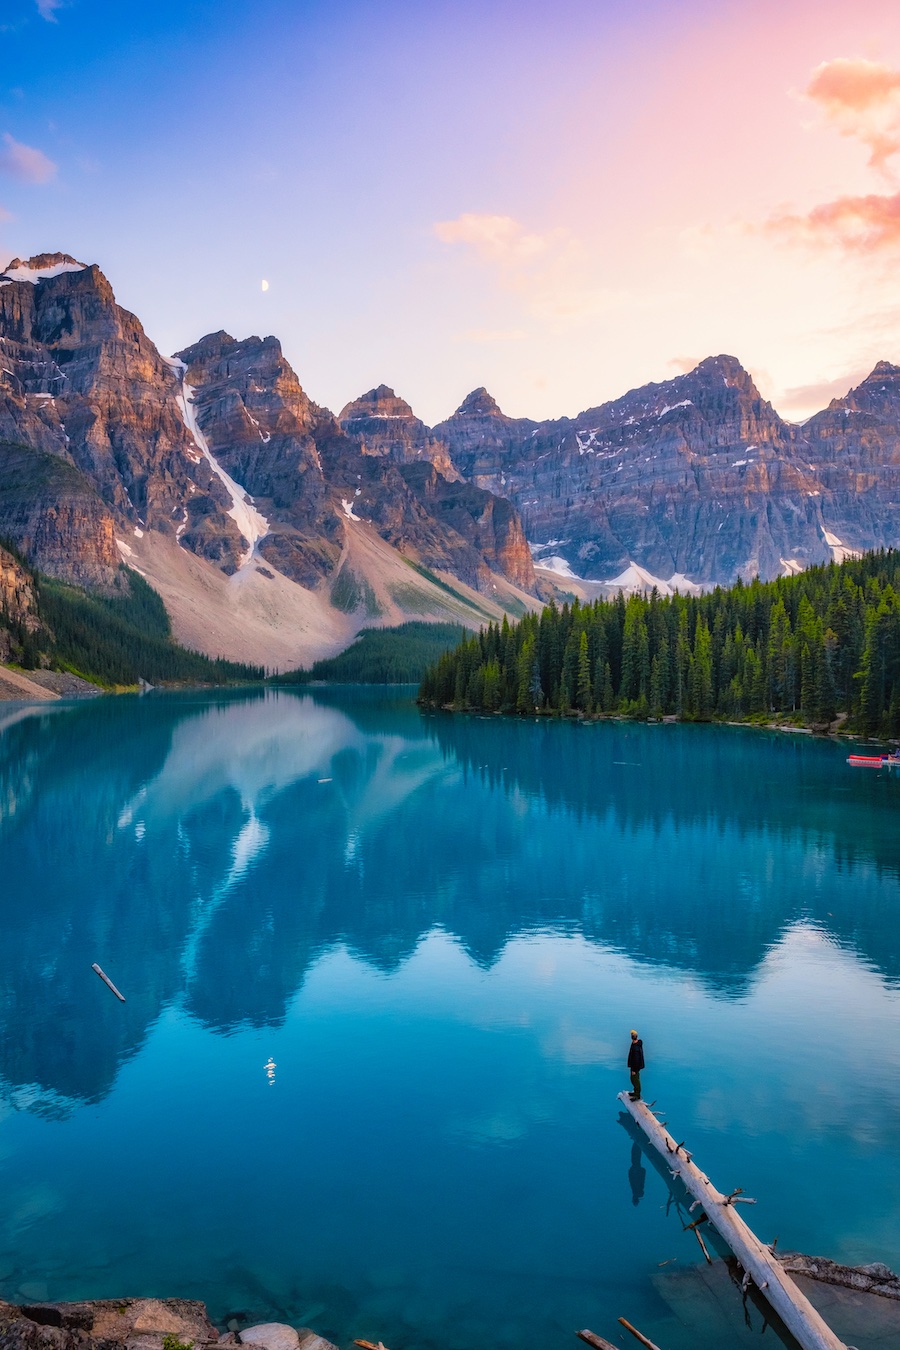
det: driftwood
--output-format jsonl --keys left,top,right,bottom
{"left": 617, "top": 1317, "right": 662, "bottom": 1350}
{"left": 618, "top": 1093, "right": 851, "bottom": 1350}
{"left": 576, "top": 1332, "right": 619, "bottom": 1350}
{"left": 91, "top": 963, "right": 125, "bottom": 1002}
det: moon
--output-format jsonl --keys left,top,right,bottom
{"left": 261, "top": 279, "right": 269, "bottom": 292}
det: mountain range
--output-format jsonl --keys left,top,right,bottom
{"left": 2, "top": 251, "right": 899, "bottom": 666}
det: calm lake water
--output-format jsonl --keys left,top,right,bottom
{"left": 1, "top": 689, "right": 899, "bottom": 1350}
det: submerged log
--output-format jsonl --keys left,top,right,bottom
{"left": 617, "top": 1317, "right": 662, "bottom": 1349}
{"left": 576, "top": 1332, "right": 619, "bottom": 1350}
{"left": 91, "top": 963, "right": 125, "bottom": 1002}
{"left": 617, "top": 1092, "right": 852, "bottom": 1350}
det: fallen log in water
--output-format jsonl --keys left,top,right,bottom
{"left": 576, "top": 1332, "right": 619, "bottom": 1350}
{"left": 617, "top": 1092, "right": 853, "bottom": 1350}
{"left": 91, "top": 963, "right": 126, "bottom": 1002}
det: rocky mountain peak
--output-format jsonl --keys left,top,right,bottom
{"left": 339, "top": 385, "right": 416, "bottom": 423}
{"left": 453, "top": 387, "right": 505, "bottom": 418}
{"left": 1, "top": 252, "right": 87, "bottom": 283}
{"left": 688, "top": 353, "right": 760, "bottom": 396}
{"left": 831, "top": 360, "right": 900, "bottom": 422}
{"left": 338, "top": 385, "right": 461, "bottom": 481}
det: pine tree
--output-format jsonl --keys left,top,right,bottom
{"left": 575, "top": 630, "right": 593, "bottom": 713}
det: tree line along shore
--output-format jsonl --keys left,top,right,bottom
{"left": 418, "top": 549, "right": 900, "bottom": 735}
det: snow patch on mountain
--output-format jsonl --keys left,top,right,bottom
{"left": 170, "top": 367, "right": 269, "bottom": 568}
{"left": 821, "top": 529, "right": 861, "bottom": 564}
{"left": 605, "top": 562, "right": 701, "bottom": 595}
{"left": 0, "top": 260, "right": 86, "bottom": 286}
{"left": 535, "top": 555, "right": 582, "bottom": 580}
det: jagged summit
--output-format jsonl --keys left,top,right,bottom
{"left": 1, "top": 252, "right": 87, "bottom": 284}
{"left": 338, "top": 385, "right": 416, "bottom": 423}
{"left": 821, "top": 359, "right": 900, "bottom": 422}
{"left": 452, "top": 387, "right": 505, "bottom": 418}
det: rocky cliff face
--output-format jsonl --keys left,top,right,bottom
{"left": 175, "top": 330, "right": 342, "bottom": 586}
{"left": 801, "top": 361, "right": 900, "bottom": 558}
{"left": 176, "top": 340, "right": 537, "bottom": 594}
{"left": 339, "top": 384, "right": 460, "bottom": 480}
{"left": 437, "top": 356, "right": 900, "bottom": 586}
{"left": 7, "top": 249, "right": 900, "bottom": 628}
{"left": 0, "top": 254, "right": 244, "bottom": 581}
{"left": 0, "top": 542, "right": 39, "bottom": 628}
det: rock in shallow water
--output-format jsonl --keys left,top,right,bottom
{"left": 238, "top": 1326, "right": 299, "bottom": 1350}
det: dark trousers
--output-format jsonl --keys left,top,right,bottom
{"left": 630, "top": 1069, "right": 642, "bottom": 1100}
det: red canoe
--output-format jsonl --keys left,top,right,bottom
{"left": 847, "top": 753, "right": 900, "bottom": 766}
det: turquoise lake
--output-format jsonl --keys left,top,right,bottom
{"left": 1, "top": 688, "right": 899, "bottom": 1350}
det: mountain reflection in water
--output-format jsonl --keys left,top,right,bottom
{"left": 0, "top": 688, "right": 898, "bottom": 1115}
{"left": 2, "top": 688, "right": 900, "bottom": 1350}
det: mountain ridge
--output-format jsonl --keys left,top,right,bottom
{"left": 3, "top": 250, "right": 900, "bottom": 664}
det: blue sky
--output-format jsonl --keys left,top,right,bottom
{"left": 4, "top": 0, "right": 900, "bottom": 422}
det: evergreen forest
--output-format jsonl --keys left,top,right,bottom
{"left": 274, "top": 622, "right": 466, "bottom": 685}
{"left": 418, "top": 550, "right": 900, "bottom": 735}
{"left": 0, "top": 555, "right": 262, "bottom": 687}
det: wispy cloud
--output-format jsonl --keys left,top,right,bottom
{"left": 805, "top": 57, "right": 900, "bottom": 175}
{"left": 434, "top": 213, "right": 567, "bottom": 266}
{"left": 762, "top": 58, "right": 900, "bottom": 255}
{"left": 0, "top": 133, "right": 57, "bottom": 184}
{"left": 433, "top": 211, "right": 621, "bottom": 323}
{"left": 667, "top": 355, "right": 702, "bottom": 375}
{"left": 767, "top": 189, "right": 900, "bottom": 253}
{"left": 35, "top": 0, "right": 63, "bottom": 21}
{"left": 776, "top": 369, "right": 871, "bottom": 416}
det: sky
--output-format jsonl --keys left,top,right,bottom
{"left": 3, "top": 0, "right": 900, "bottom": 424}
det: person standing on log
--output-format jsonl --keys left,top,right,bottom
{"left": 627, "top": 1029, "right": 644, "bottom": 1101}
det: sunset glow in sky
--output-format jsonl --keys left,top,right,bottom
{"left": 4, "top": 0, "right": 900, "bottom": 423}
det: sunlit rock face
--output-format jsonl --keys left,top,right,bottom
{"left": 436, "top": 357, "right": 900, "bottom": 586}
{"left": 339, "top": 383, "right": 461, "bottom": 481}
{"left": 0, "top": 259, "right": 538, "bottom": 601}
{"left": 4, "top": 252, "right": 900, "bottom": 606}
{"left": 176, "top": 331, "right": 343, "bottom": 587}
{"left": 0, "top": 254, "right": 243, "bottom": 580}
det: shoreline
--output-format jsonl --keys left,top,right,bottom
{"left": 418, "top": 700, "right": 898, "bottom": 746}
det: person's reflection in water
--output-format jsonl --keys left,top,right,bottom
{"left": 628, "top": 1141, "right": 646, "bottom": 1207}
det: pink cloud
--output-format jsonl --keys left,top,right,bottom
{"left": 35, "top": 0, "right": 63, "bottom": 20}
{"left": 434, "top": 213, "right": 563, "bottom": 265}
{"left": 0, "top": 133, "right": 57, "bottom": 184}
{"left": 805, "top": 57, "right": 900, "bottom": 174}
{"left": 776, "top": 369, "right": 871, "bottom": 415}
{"left": 768, "top": 189, "right": 900, "bottom": 252}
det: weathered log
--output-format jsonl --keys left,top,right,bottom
{"left": 618, "top": 1093, "right": 852, "bottom": 1350}
{"left": 91, "top": 963, "right": 125, "bottom": 1002}
{"left": 617, "top": 1317, "right": 663, "bottom": 1350}
{"left": 576, "top": 1331, "right": 619, "bottom": 1350}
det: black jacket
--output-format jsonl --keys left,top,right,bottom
{"left": 627, "top": 1038, "right": 645, "bottom": 1071}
